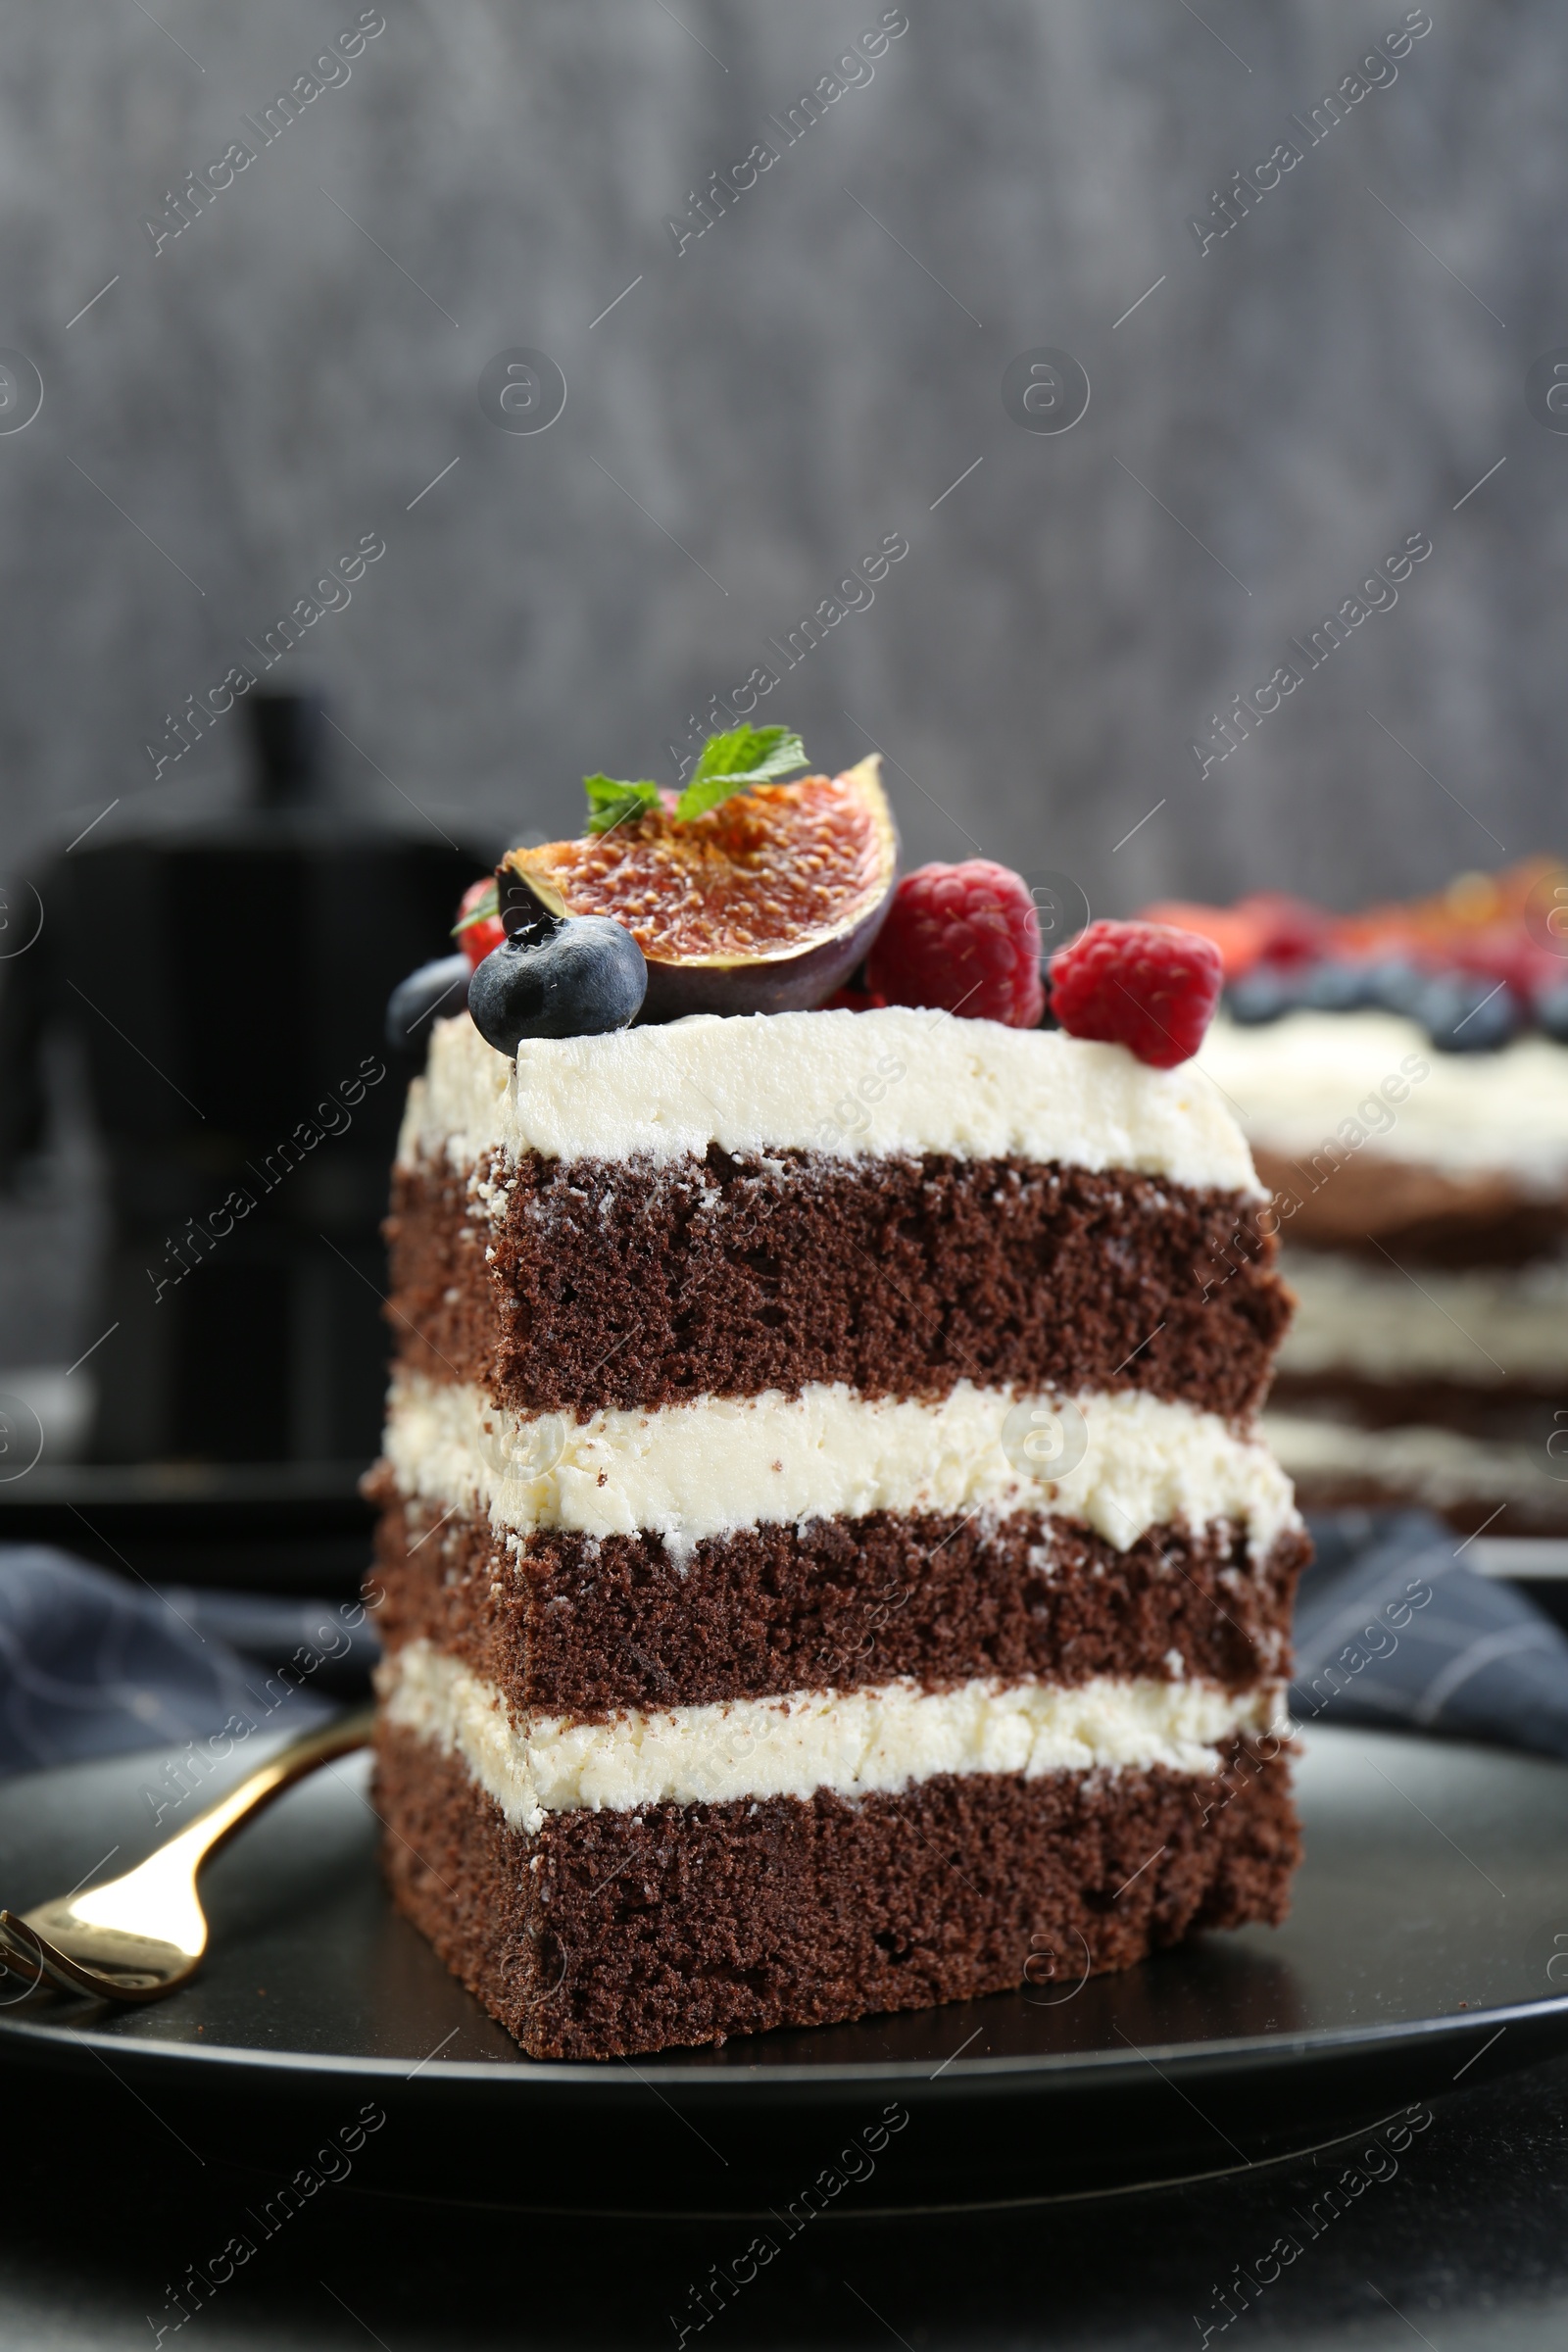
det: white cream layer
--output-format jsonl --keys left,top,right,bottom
{"left": 383, "top": 1372, "right": 1299, "bottom": 1559}
{"left": 1265, "top": 1409, "right": 1566, "bottom": 1513}
{"left": 398, "top": 1006, "right": 1262, "bottom": 1194}
{"left": 380, "top": 1639, "right": 1283, "bottom": 1835}
{"left": 1277, "top": 1248, "right": 1568, "bottom": 1385}
{"left": 1198, "top": 1009, "right": 1568, "bottom": 1198}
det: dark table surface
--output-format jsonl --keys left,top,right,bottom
{"left": 6, "top": 2044, "right": 1566, "bottom": 2349}
{"left": 5, "top": 1522, "right": 1567, "bottom": 2346}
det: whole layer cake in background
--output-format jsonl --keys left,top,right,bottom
{"left": 1159, "top": 861, "right": 1568, "bottom": 1535}
{"left": 370, "top": 1001, "right": 1305, "bottom": 2059}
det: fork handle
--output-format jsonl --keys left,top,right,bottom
{"left": 2, "top": 1704, "right": 379, "bottom": 2003}
{"left": 155, "top": 1702, "right": 378, "bottom": 1882}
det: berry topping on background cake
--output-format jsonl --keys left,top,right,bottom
{"left": 865, "top": 859, "right": 1044, "bottom": 1027}
{"left": 1417, "top": 968, "right": 1524, "bottom": 1054}
{"left": 1154, "top": 857, "right": 1568, "bottom": 1050}
{"left": 1049, "top": 918, "right": 1224, "bottom": 1067}
{"left": 1141, "top": 892, "right": 1326, "bottom": 978}
{"left": 499, "top": 728, "right": 898, "bottom": 1020}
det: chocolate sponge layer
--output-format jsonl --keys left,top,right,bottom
{"left": 375, "top": 1721, "right": 1299, "bottom": 2060}
{"left": 384, "top": 1148, "right": 1291, "bottom": 1418}
{"left": 368, "top": 1479, "right": 1306, "bottom": 1720}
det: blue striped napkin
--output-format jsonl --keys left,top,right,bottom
{"left": 1293, "top": 1510, "right": 1568, "bottom": 1757}
{"left": 0, "top": 1546, "right": 375, "bottom": 1776}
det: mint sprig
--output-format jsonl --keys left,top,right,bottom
{"left": 580, "top": 727, "right": 809, "bottom": 835}
{"left": 675, "top": 725, "right": 808, "bottom": 821}
{"left": 583, "top": 774, "right": 663, "bottom": 835}
{"left": 452, "top": 880, "right": 498, "bottom": 936}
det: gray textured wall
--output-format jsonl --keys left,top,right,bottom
{"left": 0, "top": 0, "right": 1555, "bottom": 906}
{"left": 0, "top": 0, "right": 1559, "bottom": 1368}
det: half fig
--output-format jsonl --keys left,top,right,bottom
{"left": 497, "top": 755, "right": 899, "bottom": 1021}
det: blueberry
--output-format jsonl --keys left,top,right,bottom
{"left": 1418, "top": 971, "right": 1523, "bottom": 1054}
{"left": 467, "top": 913, "right": 647, "bottom": 1054}
{"left": 1534, "top": 979, "right": 1568, "bottom": 1043}
{"left": 1299, "top": 958, "right": 1375, "bottom": 1012}
{"left": 1361, "top": 956, "right": 1430, "bottom": 1018}
{"left": 386, "top": 953, "right": 469, "bottom": 1054}
{"left": 1227, "top": 964, "right": 1301, "bottom": 1025}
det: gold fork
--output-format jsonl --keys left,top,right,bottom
{"left": 0, "top": 1704, "right": 375, "bottom": 2002}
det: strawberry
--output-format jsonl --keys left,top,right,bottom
{"left": 454, "top": 878, "right": 506, "bottom": 969}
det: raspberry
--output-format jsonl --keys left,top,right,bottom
{"left": 865, "top": 860, "right": 1044, "bottom": 1027}
{"left": 1049, "top": 919, "right": 1222, "bottom": 1067}
{"left": 455, "top": 877, "right": 506, "bottom": 969}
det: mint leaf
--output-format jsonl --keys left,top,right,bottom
{"left": 583, "top": 773, "right": 662, "bottom": 835}
{"left": 674, "top": 725, "right": 808, "bottom": 821}
{"left": 452, "top": 880, "right": 498, "bottom": 937}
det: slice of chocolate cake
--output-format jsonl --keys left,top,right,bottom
{"left": 369, "top": 1003, "right": 1305, "bottom": 2059}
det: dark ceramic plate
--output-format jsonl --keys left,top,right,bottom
{"left": 0, "top": 1725, "right": 1563, "bottom": 2215}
